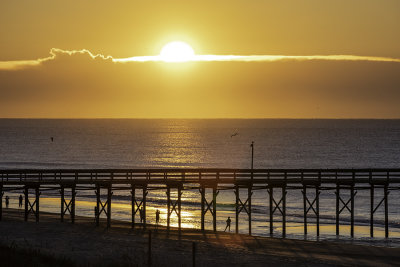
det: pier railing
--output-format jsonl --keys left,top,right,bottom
{"left": 1, "top": 168, "right": 400, "bottom": 238}
{"left": 1, "top": 168, "right": 400, "bottom": 184}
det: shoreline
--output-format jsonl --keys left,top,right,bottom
{"left": 1, "top": 208, "right": 400, "bottom": 266}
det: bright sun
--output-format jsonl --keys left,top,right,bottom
{"left": 159, "top": 41, "right": 195, "bottom": 62}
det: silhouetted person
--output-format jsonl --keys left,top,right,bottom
{"left": 156, "top": 209, "right": 160, "bottom": 225}
{"left": 224, "top": 216, "right": 231, "bottom": 232}
{"left": 51, "top": 137, "right": 54, "bottom": 142}
{"left": 94, "top": 206, "right": 98, "bottom": 221}
{"left": 5, "top": 196, "right": 9, "bottom": 208}
{"left": 19, "top": 195, "right": 23, "bottom": 208}
{"left": 140, "top": 207, "right": 145, "bottom": 223}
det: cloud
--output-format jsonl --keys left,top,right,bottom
{"left": 0, "top": 48, "right": 113, "bottom": 71}
{"left": 1, "top": 48, "right": 400, "bottom": 71}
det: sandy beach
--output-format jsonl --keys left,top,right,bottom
{"left": 0, "top": 208, "right": 398, "bottom": 266}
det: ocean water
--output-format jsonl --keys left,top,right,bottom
{"left": 1, "top": 119, "right": 400, "bottom": 246}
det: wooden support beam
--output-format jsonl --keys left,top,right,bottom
{"left": 95, "top": 184, "right": 100, "bottom": 227}
{"left": 350, "top": 185, "right": 355, "bottom": 238}
{"left": 60, "top": 186, "right": 65, "bottom": 222}
{"left": 235, "top": 185, "right": 239, "bottom": 234}
{"left": 303, "top": 185, "right": 307, "bottom": 235}
{"left": 143, "top": 185, "right": 147, "bottom": 229}
{"left": 282, "top": 186, "right": 286, "bottom": 238}
{"left": 336, "top": 185, "right": 340, "bottom": 236}
{"left": 370, "top": 184, "right": 374, "bottom": 237}
{"left": 200, "top": 186, "right": 205, "bottom": 231}
{"left": 107, "top": 185, "right": 112, "bottom": 228}
{"left": 213, "top": 187, "right": 217, "bottom": 232}
{"left": 316, "top": 185, "right": 320, "bottom": 237}
{"left": 0, "top": 185, "right": 3, "bottom": 221}
{"left": 131, "top": 184, "right": 135, "bottom": 228}
{"left": 35, "top": 186, "right": 40, "bottom": 222}
{"left": 385, "top": 184, "right": 389, "bottom": 238}
{"left": 71, "top": 185, "right": 76, "bottom": 224}
{"left": 24, "top": 187, "right": 28, "bottom": 222}
{"left": 178, "top": 186, "right": 182, "bottom": 230}
{"left": 248, "top": 185, "right": 252, "bottom": 236}
{"left": 269, "top": 187, "right": 273, "bottom": 236}
{"left": 167, "top": 186, "right": 171, "bottom": 230}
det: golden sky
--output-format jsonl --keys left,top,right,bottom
{"left": 1, "top": 0, "right": 400, "bottom": 118}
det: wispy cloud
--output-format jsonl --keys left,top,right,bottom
{"left": 1, "top": 48, "right": 400, "bottom": 71}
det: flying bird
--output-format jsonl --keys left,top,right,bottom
{"left": 231, "top": 132, "right": 238, "bottom": 138}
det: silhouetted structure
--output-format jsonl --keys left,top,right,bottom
{"left": 0, "top": 168, "right": 398, "bottom": 238}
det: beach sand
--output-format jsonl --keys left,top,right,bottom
{"left": 0, "top": 208, "right": 399, "bottom": 266}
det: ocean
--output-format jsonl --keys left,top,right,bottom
{"left": 1, "top": 119, "right": 400, "bottom": 246}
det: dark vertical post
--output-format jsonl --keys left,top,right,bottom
{"left": 200, "top": 186, "right": 205, "bottom": 231}
{"left": 35, "top": 186, "right": 40, "bottom": 222}
{"left": 24, "top": 187, "right": 28, "bottom": 221}
{"left": 71, "top": 185, "right": 76, "bottom": 224}
{"left": 178, "top": 186, "right": 182, "bottom": 231}
{"left": 167, "top": 186, "right": 171, "bottom": 230}
{"left": 0, "top": 185, "right": 3, "bottom": 221}
{"left": 192, "top": 242, "right": 196, "bottom": 267}
{"left": 250, "top": 141, "right": 254, "bottom": 169}
{"left": 316, "top": 185, "right": 320, "bottom": 237}
{"left": 269, "top": 187, "right": 273, "bottom": 236}
{"left": 282, "top": 186, "right": 286, "bottom": 238}
{"left": 350, "top": 185, "right": 354, "bottom": 238}
{"left": 235, "top": 185, "right": 239, "bottom": 234}
{"left": 384, "top": 184, "right": 389, "bottom": 238}
{"left": 148, "top": 230, "right": 152, "bottom": 266}
{"left": 370, "top": 184, "right": 374, "bottom": 237}
{"left": 336, "top": 185, "right": 340, "bottom": 236}
{"left": 131, "top": 184, "right": 135, "bottom": 228}
{"left": 96, "top": 184, "right": 100, "bottom": 227}
{"left": 303, "top": 185, "right": 307, "bottom": 235}
{"left": 60, "top": 186, "right": 65, "bottom": 222}
{"left": 213, "top": 187, "right": 217, "bottom": 232}
{"left": 248, "top": 185, "right": 252, "bottom": 235}
{"left": 107, "top": 185, "right": 112, "bottom": 228}
{"left": 143, "top": 185, "right": 147, "bottom": 229}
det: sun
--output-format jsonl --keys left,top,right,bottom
{"left": 159, "top": 41, "right": 195, "bottom": 62}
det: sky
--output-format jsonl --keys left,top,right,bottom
{"left": 1, "top": 0, "right": 400, "bottom": 118}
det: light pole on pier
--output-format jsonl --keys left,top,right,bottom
{"left": 250, "top": 141, "right": 254, "bottom": 170}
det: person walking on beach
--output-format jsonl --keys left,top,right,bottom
{"left": 140, "top": 207, "right": 145, "bottom": 223}
{"left": 5, "top": 196, "right": 9, "bottom": 208}
{"left": 156, "top": 209, "right": 160, "bottom": 225}
{"left": 224, "top": 216, "right": 231, "bottom": 232}
{"left": 19, "top": 194, "right": 23, "bottom": 208}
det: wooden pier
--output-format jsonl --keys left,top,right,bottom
{"left": 1, "top": 168, "right": 400, "bottom": 238}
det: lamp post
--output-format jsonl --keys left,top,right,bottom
{"left": 250, "top": 141, "right": 254, "bottom": 170}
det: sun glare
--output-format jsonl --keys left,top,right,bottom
{"left": 159, "top": 41, "right": 195, "bottom": 62}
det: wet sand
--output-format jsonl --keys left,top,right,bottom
{"left": 0, "top": 208, "right": 399, "bottom": 266}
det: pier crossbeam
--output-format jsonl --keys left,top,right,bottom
{"left": 166, "top": 183, "right": 183, "bottom": 231}
{"left": 234, "top": 183, "right": 253, "bottom": 235}
{"left": 131, "top": 184, "right": 148, "bottom": 229}
{"left": 268, "top": 185, "right": 287, "bottom": 237}
{"left": 60, "top": 185, "right": 76, "bottom": 223}
{"left": 24, "top": 186, "right": 41, "bottom": 222}
{"left": 302, "top": 184, "right": 321, "bottom": 236}
{"left": 199, "top": 183, "right": 219, "bottom": 232}
{"left": 95, "top": 184, "right": 113, "bottom": 228}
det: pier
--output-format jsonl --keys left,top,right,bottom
{"left": 1, "top": 168, "right": 400, "bottom": 238}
